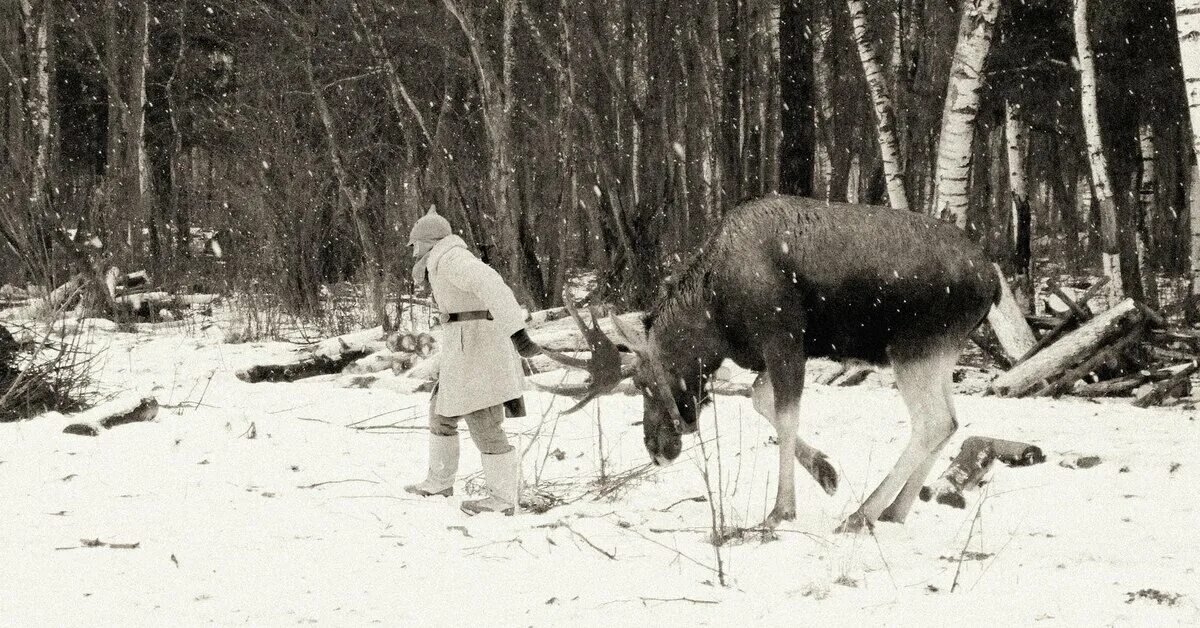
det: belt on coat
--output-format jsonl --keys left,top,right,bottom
{"left": 446, "top": 310, "right": 493, "bottom": 322}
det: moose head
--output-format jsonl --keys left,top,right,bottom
{"left": 540, "top": 293, "right": 700, "bottom": 467}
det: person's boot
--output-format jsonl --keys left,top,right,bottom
{"left": 404, "top": 433, "right": 459, "bottom": 497}
{"left": 461, "top": 449, "right": 520, "bottom": 516}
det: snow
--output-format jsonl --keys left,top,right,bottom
{"left": 2, "top": 323, "right": 1198, "bottom": 626}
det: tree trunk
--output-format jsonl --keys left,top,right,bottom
{"left": 931, "top": 0, "right": 1000, "bottom": 229}
{"left": 442, "top": 0, "right": 545, "bottom": 307}
{"left": 166, "top": 1, "right": 189, "bottom": 260}
{"left": 847, "top": 0, "right": 909, "bottom": 211}
{"left": 1137, "top": 120, "right": 1159, "bottom": 307}
{"left": 1005, "top": 102, "right": 1032, "bottom": 302}
{"left": 812, "top": 0, "right": 836, "bottom": 200}
{"left": 1174, "top": 0, "right": 1200, "bottom": 316}
{"left": 305, "top": 54, "right": 389, "bottom": 330}
{"left": 131, "top": 0, "right": 154, "bottom": 269}
{"left": 779, "top": 0, "right": 814, "bottom": 196}
{"left": 1075, "top": 0, "right": 1124, "bottom": 303}
{"left": 23, "top": 0, "right": 52, "bottom": 240}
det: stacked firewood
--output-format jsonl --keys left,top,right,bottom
{"left": 982, "top": 271, "right": 1195, "bottom": 407}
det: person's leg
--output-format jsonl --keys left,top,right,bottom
{"left": 403, "top": 410, "right": 460, "bottom": 497}
{"left": 461, "top": 405, "right": 520, "bottom": 515}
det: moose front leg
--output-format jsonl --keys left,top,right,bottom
{"left": 761, "top": 356, "right": 807, "bottom": 527}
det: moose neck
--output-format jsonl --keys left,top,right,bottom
{"left": 648, "top": 297, "right": 727, "bottom": 386}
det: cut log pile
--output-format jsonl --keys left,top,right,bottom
{"left": 981, "top": 273, "right": 1197, "bottom": 407}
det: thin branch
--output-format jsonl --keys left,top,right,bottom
{"left": 298, "top": 479, "right": 381, "bottom": 489}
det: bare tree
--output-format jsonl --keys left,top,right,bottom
{"left": 931, "top": 0, "right": 1000, "bottom": 228}
{"left": 1074, "top": 0, "right": 1124, "bottom": 302}
{"left": 1174, "top": 0, "right": 1200, "bottom": 314}
{"left": 1005, "top": 101, "right": 1032, "bottom": 305}
{"left": 1137, "top": 118, "right": 1158, "bottom": 306}
{"left": 847, "top": 0, "right": 908, "bottom": 210}
{"left": 442, "top": 0, "right": 546, "bottom": 307}
{"left": 304, "top": 52, "right": 390, "bottom": 330}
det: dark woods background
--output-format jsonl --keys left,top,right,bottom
{"left": 0, "top": 0, "right": 1193, "bottom": 327}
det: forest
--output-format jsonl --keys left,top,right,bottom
{"left": 4, "top": 0, "right": 1200, "bottom": 322}
{"left": 4, "top": 2, "right": 1200, "bottom": 624}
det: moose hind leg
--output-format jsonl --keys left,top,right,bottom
{"left": 879, "top": 373, "right": 957, "bottom": 523}
{"left": 752, "top": 373, "right": 838, "bottom": 495}
{"left": 837, "top": 346, "right": 959, "bottom": 533}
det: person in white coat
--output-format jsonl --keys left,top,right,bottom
{"left": 403, "top": 207, "right": 541, "bottom": 515}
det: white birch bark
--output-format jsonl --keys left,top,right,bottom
{"left": 132, "top": 0, "right": 150, "bottom": 251}
{"left": 931, "top": 0, "right": 1000, "bottom": 228}
{"left": 1173, "top": 0, "right": 1200, "bottom": 306}
{"left": 847, "top": 0, "right": 908, "bottom": 210}
{"left": 21, "top": 0, "right": 52, "bottom": 218}
{"left": 1005, "top": 103, "right": 1028, "bottom": 240}
{"left": 1074, "top": 0, "right": 1124, "bottom": 302}
{"left": 1137, "top": 120, "right": 1158, "bottom": 304}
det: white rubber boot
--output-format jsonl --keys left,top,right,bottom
{"left": 404, "top": 433, "right": 459, "bottom": 497}
{"left": 461, "top": 449, "right": 520, "bottom": 516}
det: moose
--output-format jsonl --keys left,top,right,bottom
{"left": 543, "top": 194, "right": 999, "bottom": 532}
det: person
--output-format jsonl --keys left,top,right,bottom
{"left": 403, "top": 207, "right": 542, "bottom": 515}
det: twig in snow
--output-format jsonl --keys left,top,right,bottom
{"left": 612, "top": 521, "right": 718, "bottom": 575}
{"left": 640, "top": 597, "right": 719, "bottom": 605}
{"left": 537, "top": 520, "right": 617, "bottom": 560}
{"left": 298, "top": 479, "right": 380, "bottom": 489}
{"left": 658, "top": 495, "right": 708, "bottom": 512}
{"left": 952, "top": 487, "right": 988, "bottom": 593}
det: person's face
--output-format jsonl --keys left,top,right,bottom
{"left": 410, "top": 240, "right": 434, "bottom": 259}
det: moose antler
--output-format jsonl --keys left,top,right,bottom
{"left": 536, "top": 291, "right": 634, "bottom": 413}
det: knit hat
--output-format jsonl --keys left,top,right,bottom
{"left": 408, "top": 206, "right": 452, "bottom": 245}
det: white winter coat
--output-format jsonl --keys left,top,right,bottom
{"left": 426, "top": 235, "right": 526, "bottom": 417}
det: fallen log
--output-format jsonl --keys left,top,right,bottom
{"left": 1017, "top": 277, "right": 1111, "bottom": 364}
{"left": 1033, "top": 326, "right": 1145, "bottom": 397}
{"left": 1132, "top": 361, "right": 1199, "bottom": 408}
{"left": 991, "top": 299, "right": 1143, "bottom": 397}
{"left": 985, "top": 265, "right": 1037, "bottom": 365}
{"left": 305, "top": 327, "right": 388, "bottom": 359}
{"left": 1074, "top": 373, "right": 1150, "bottom": 397}
{"left": 236, "top": 350, "right": 370, "bottom": 383}
{"left": 920, "top": 436, "right": 1045, "bottom": 508}
{"left": 0, "top": 275, "right": 85, "bottom": 321}
{"left": 63, "top": 397, "right": 158, "bottom": 436}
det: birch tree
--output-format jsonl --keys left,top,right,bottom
{"left": 847, "top": 0, "right": 908, "bottom": 210}
{"left": 1005, "top": 101, "right": 1032, "bottom": 301}
{"left": 1137, "top": 119, "right": 1158, "bottom": 306}
{"left": 931, "top": 0, "right": 1000, "bottom": 228}
{"left": 21, "top": 0, "right": 52, "bottom": 227}
{"left": 1074, "top": 0, "right": 1124, "bottom": 302}
{"left": 1174, "top": 0, "right": 1200, "bottom": 313}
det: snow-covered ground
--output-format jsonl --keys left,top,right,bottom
{"left": 1, "top": 321, "right": 1198, "bottom": 626}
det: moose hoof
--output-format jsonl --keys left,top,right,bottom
{"left": 761, "top": 506, "right": 796, "bottom": 529}
{"left": 876, "top": 506, "right": 907, "bottom": 524}
{"left": 835, "top": 512, "right": 873, "bottom": 534}
{"left": 812, "top": 455, "right": 838, "bottom": 496}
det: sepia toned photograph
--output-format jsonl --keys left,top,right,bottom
{"left": 1, "top": 0, "right": 1197, "bottom": 624}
